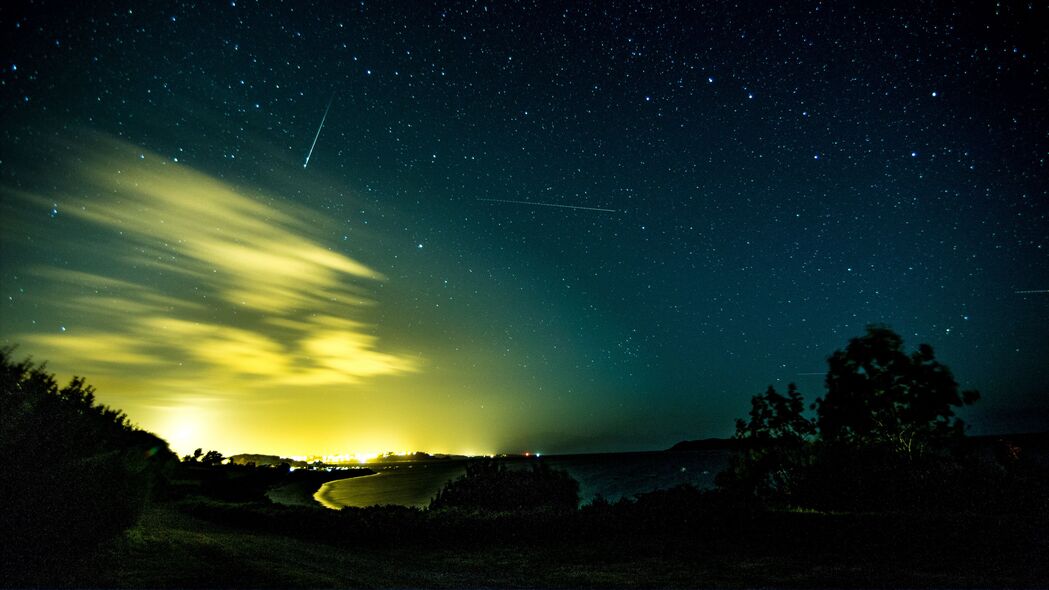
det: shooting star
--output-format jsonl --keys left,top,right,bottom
{"left": 477, "top": 197, "right": 617, "bottom": 213}
{"left": 1015, "top": 289, "right": 1049, "bottom": 294}
{"left": 303, "top": 93, "right": 335, "bottom": 169}
{"left": 796, "top": 372, "right": 824, "bottom": 376}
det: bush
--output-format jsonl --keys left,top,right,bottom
{"left": 716, "top": 383, "right": 814, "bottom": 504}
{"left": 429, "top": 459, "right": 579, "bottom": 513}
{"left": 792, "top": 441, "right": 1049, "bottom": 514}
{"left": 0, "top": 348, "right": 176, "bottom": 583}
{"left": 718, "top": 326, "right": 999, "bottom": 512}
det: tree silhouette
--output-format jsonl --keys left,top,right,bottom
{"left": 719, "top": 383, "right": 815, "bottom": 500}
{"left": 430, "top": 460, "right": 579, "bottom": 512}
{"left": 0, "top": 347, "right": 176, "bottom": 583}
{"left": 735, "top": 383, "right": 815, "bottom": 444}
{"left": 721, "top": 326, "right": 982, "bottom": 507}
{"left": 201, "top": 450, "right": 225, "bottom": 466}
{"left": 814, "top": 324, "right": 979, "bottom": 457}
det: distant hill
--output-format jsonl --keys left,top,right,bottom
{"left": 229, "top": 454, "right": 307, "bottom": 468}
{"left": 372, "top": 451, "right": 439, "bottom": 463}
{"left": 969, "top": 431, "right": 1049, "bottom": 447}
{"left": 667, "top": 438, "right": 740, "bottom": 452}
{"left": 669, "top": 432, "right": 1049, "bottom": 455}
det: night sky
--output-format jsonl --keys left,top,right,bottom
{"left": 2, "top": 1, "right": 1047, "bottom": 457}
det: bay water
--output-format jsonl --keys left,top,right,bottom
{"left": 314, "top": 450, "right": 731, "bottom": 509}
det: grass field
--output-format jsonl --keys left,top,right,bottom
{"left": 62, "top": 500, "right": 1044, "bottom": 589}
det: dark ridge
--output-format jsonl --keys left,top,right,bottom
{"left": 667, "top": 438, "right": 741, "bottom": 452}
{"left": 669, "top": 432, "right": 1049, "bottom": 454}
{"left": 228, "top": 454, "right": 308, "bottom": 468}
{"left": 968, "top": 431, "right": 1049, "bottom": 446}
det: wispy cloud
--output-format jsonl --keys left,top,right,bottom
{"left": 10, "top": 136, "right": 417, "bottom": 397}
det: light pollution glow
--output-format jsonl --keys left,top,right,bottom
{"left": 2, "top": 136, "right": 448, "bottom": 456}
{"left": 1, "top": 134, "right": 685, "bottom": 458}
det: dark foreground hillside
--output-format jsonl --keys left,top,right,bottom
{"left": 47, "top": 483, "right": 1049, "bottom": 589}
{"left": 6, "top": 333, "right": 1048, "bottom": 588}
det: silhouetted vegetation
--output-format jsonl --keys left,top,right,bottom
{"left": 718, "top": 325, "right": 1049, "bottom": 515}
{"left": 161, "top": 478, "right": 1047, "bottom": 587}
{"left": 429, "top": 459, "right": 579, "bottom": 512}
{"left": 168, "top": 457, "right": 373, "bottom": 504}
{"left": 816, "top": 324, "right": 979, "bottom": 454}
{"left": 5, "top": 329, "right": 1048, "bottom": 588}
{"left": 717, "top": 382, "right": 815, "bottom": 502}
{"left": 0, "top": 347, "right": 177, "bottom": 584}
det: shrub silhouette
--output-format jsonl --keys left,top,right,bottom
{"left": 717, "top": 383, "right": 814, "bottom": 502}
{"left": 815, "top": 324, "right": 979, "bottom": 456}
{"left": 0, "top": 347, "right": 176, "bottom": 583}
{"left": 429, "top": 459, "right": 579, "bottom": 512}
{"left": 720, "top": 326, "right": 988, "bottom": 511}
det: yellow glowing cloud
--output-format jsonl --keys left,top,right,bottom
{"left": 9, "top": 136, "right": 416, "bottom": 400}
{"left": 60, "top": 142, "right": 383, "bottom": 317}
{"left": 25, "top": 331, "right": 165, "bottom": 368}
{"left": 138, "top": 317, "right": 292, "bottom": 378}
{"left": 301, "top": 329, "right": 418, "bottom": 384}
{"left": 34, "top": 269, "right": 208, "bottom": 318}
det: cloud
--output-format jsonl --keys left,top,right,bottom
{"left": 11, "top": 136, "right": 417, "bottom": 396}
{"left": 25, "top": 331, "right": 166, "bottom": 368}
{"left": 67, "top": 139, "right": 383, "bottom": 315}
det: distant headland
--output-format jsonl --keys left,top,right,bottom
{"left": 667, "top": 437, "right": 741, "bottom": 452}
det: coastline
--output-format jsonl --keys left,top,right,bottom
{"left": 266, "top": 479, "right": 326, "bottom": 508}
{"left": 313, "top": 472, "right": 382, "bottom": 510}
{"left": 266, "top": 469, "right": 375, "bottom": 508}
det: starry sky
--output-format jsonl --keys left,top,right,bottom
{"left": 2, "top": 1, "right": 1047, "bottom": 457}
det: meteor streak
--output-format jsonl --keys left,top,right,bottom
{"left": 477, "top": 197, "right": 617, "bottom": 213}
{"left": 303, "top": 93, "right": 335, "bottom": 169}
{"left": 1015, "top": 289, "right": 1049, "bottom": 294}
